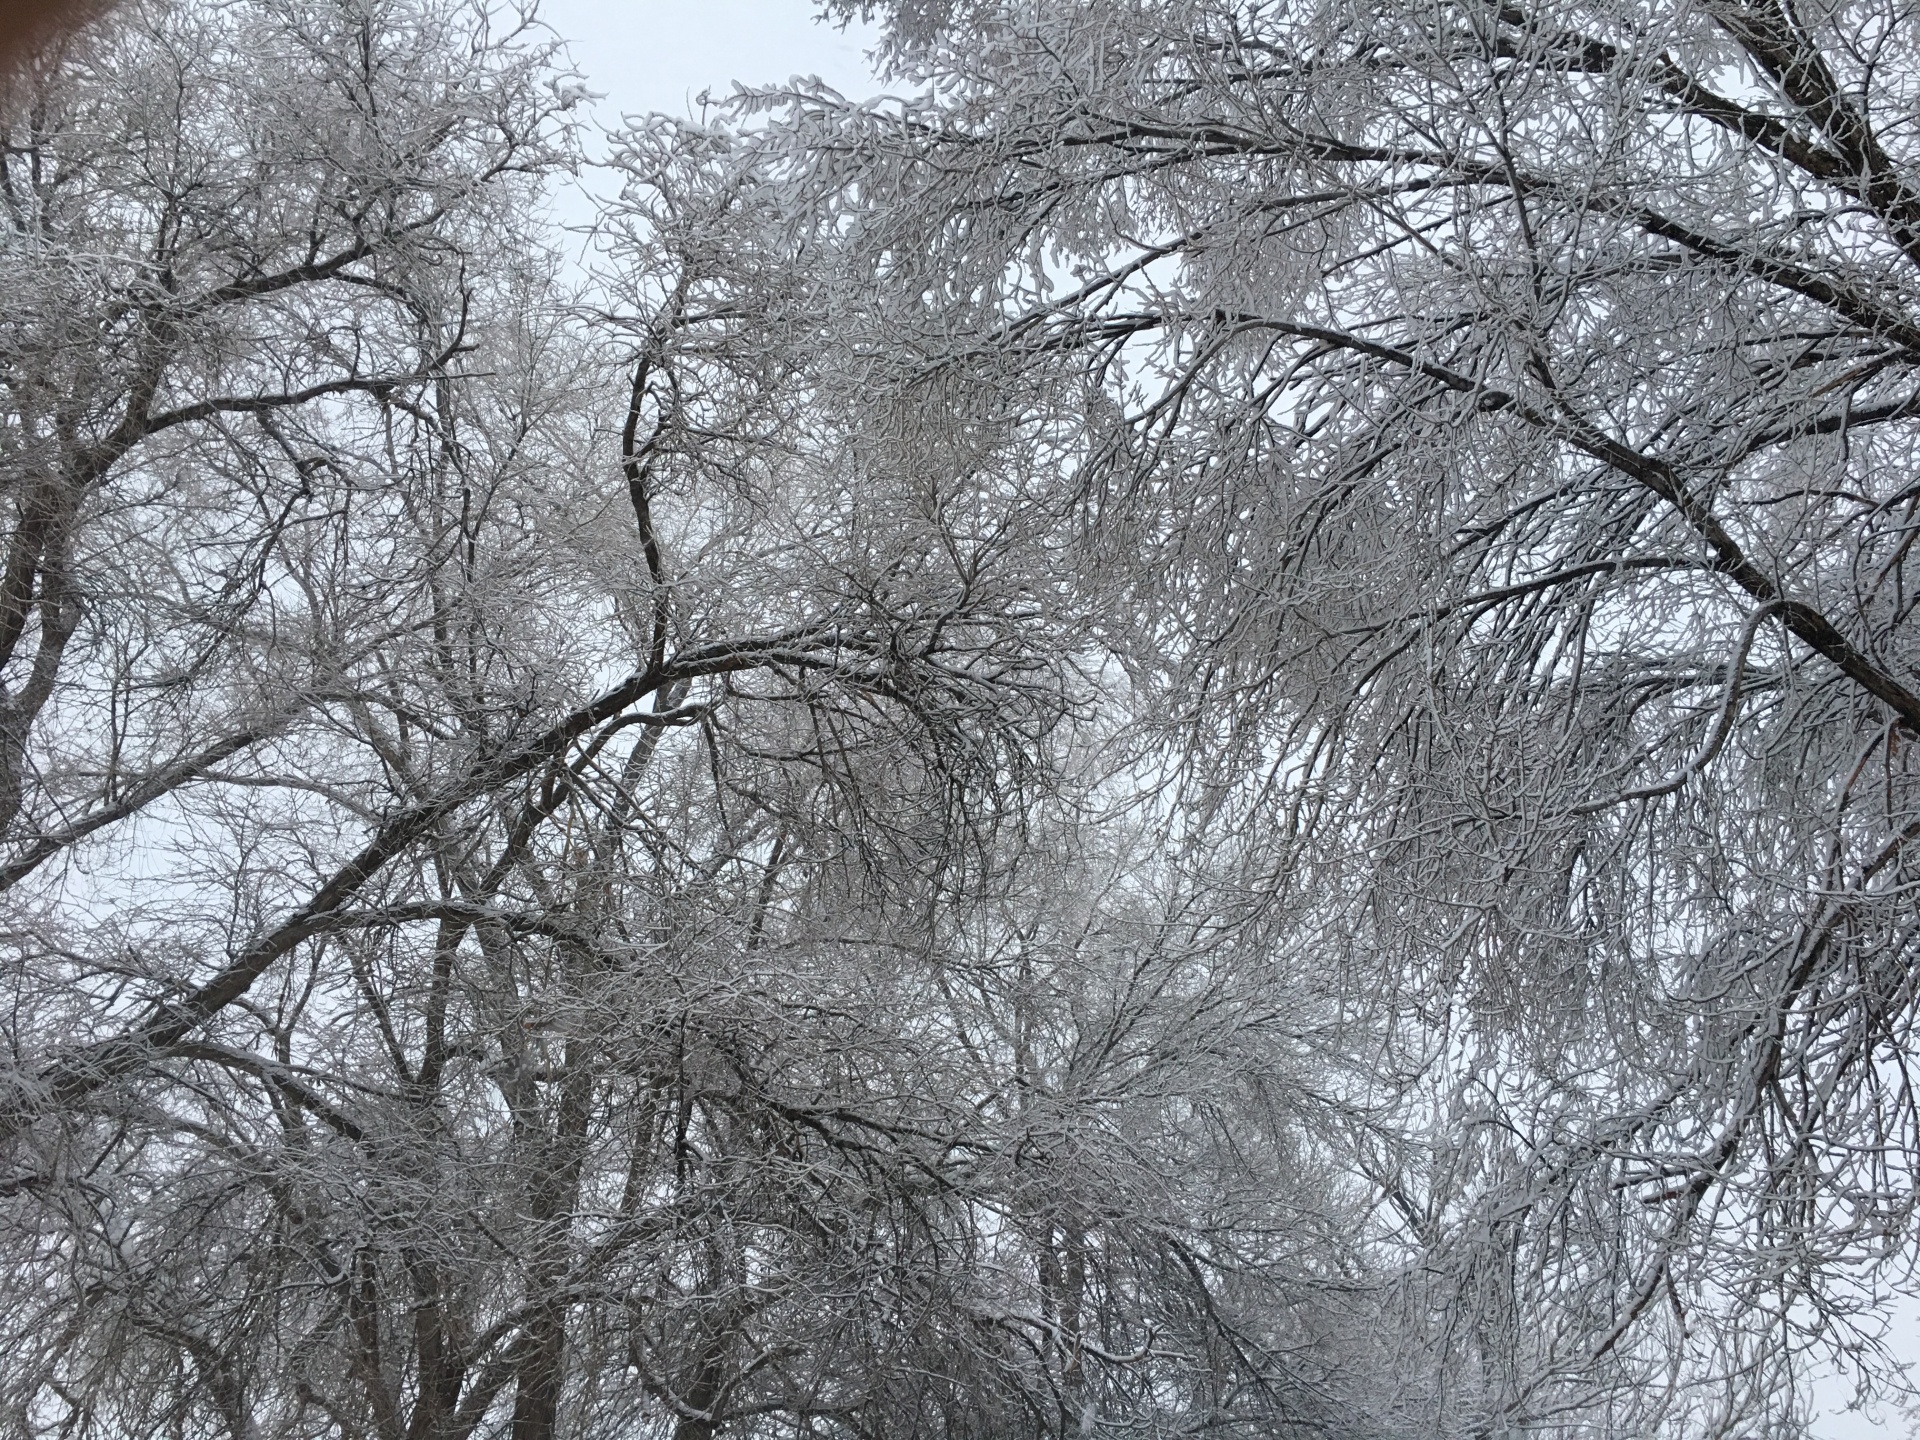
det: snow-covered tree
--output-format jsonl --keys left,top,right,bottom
{"left": 0, "top": 4, "right": 1389, "bottom": 1437}
{"left": 14, "top": 0, "right": 1920, "bottom": 1433}
{"left": 747, "top": 0, "right": 1920, "bottom": 1428}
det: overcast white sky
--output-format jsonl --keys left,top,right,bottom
{"left": 522, "top": 6, "right": 1920, "bottom": 1437}
{"left": 540, "top": 0, "right": 878, "bottom": 124}
{"left": 532, "top": 0, "right": 881, "bottom": 240}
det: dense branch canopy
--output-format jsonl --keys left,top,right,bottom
{"left": 8, "top": 0, "right": 1920, "bottom": 1437}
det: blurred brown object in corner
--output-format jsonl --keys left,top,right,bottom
{"left": 0, "top": 0, "right": 111, "bottom": 71}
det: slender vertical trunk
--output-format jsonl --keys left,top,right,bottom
{"left": 509, "top": 1030, "right": 593, "bottom": 1440}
